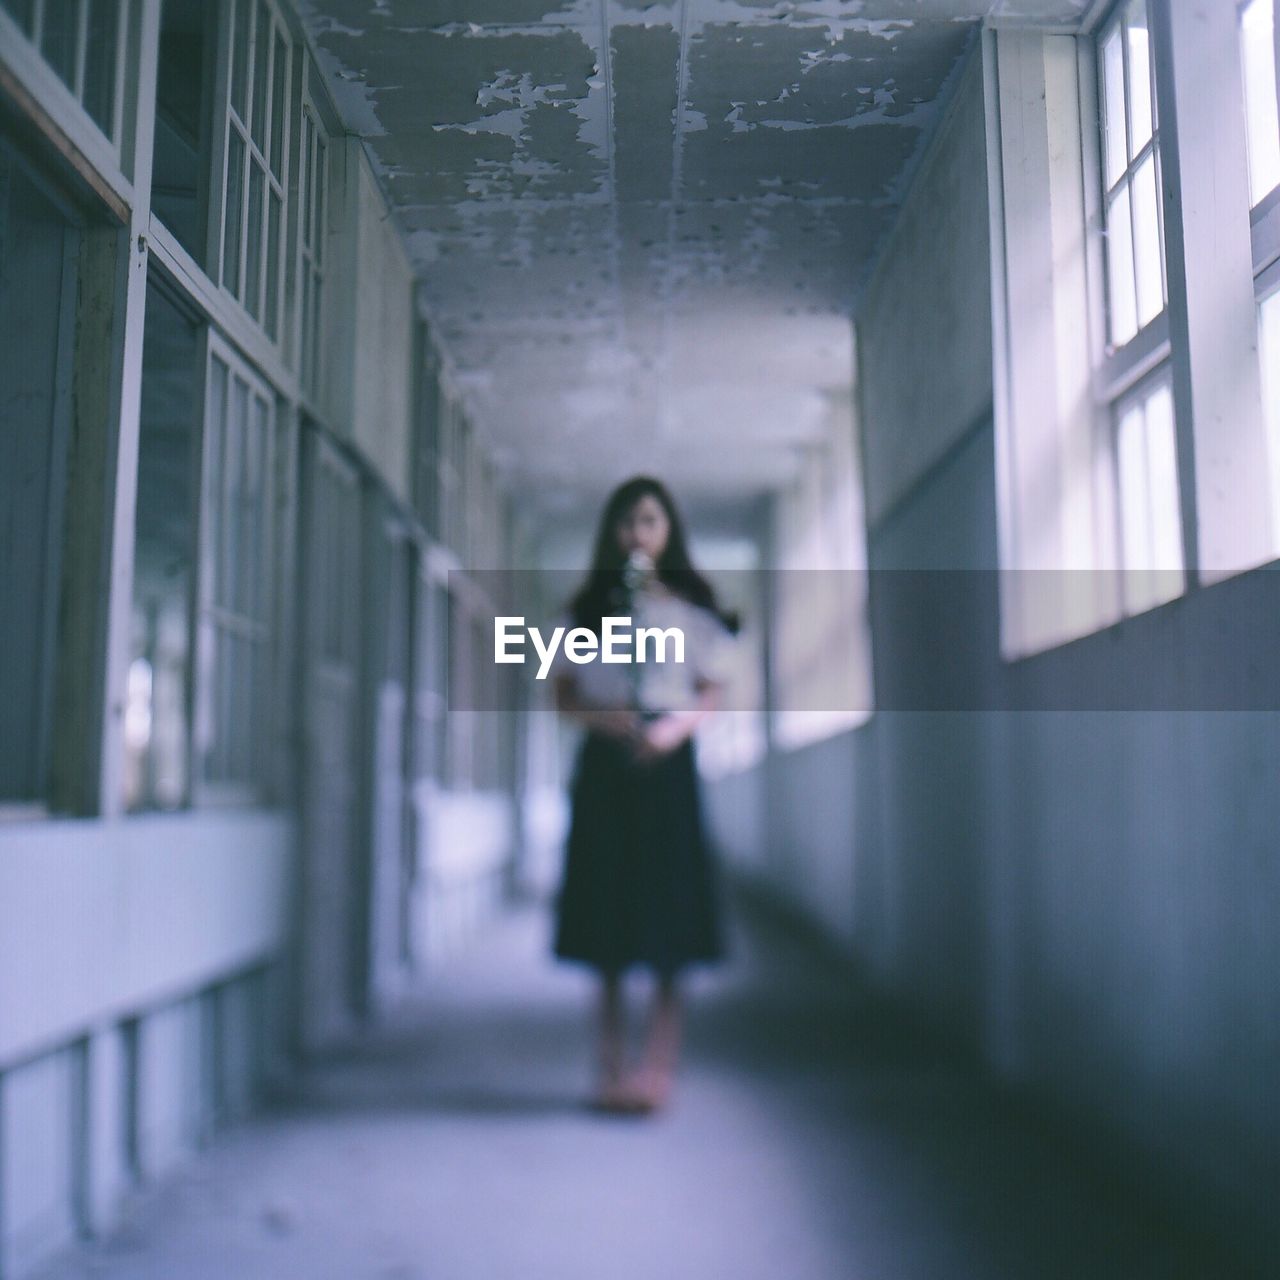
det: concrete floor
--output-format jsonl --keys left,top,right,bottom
{"left": 40, "top": 894, "right": 1252, "bottom": 1280}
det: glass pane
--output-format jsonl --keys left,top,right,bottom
{"left": 235, "top": 632, "right": 255, "bottom": 781}
{"left": 1117, "top": 398, "right": 1151, "bottom": 571}
{"left": 223, "top": 375, "right": 247, "bottom": 612}
{"left": 217, "top": 628, "right": 235, "bottom": 779}
{"left": 128, "top": 284, "right": 199, "bottom": 812}
{"left": 0, "top": 146, "right": 74, "bottom": 802}
{"left": 206, "top": 357, "right": 228, "bottom": 608}
{"left": 1100, "top": 22, "right": 1127, "bottom": 189}
{"left": 1125, "top": 0, "right": 1153, "bottom": 158}
{"left": 301, "top": 270, "right": 313, "bottom": 392}
{"left": 269, "top": 29, "right": 287, "bottom": 178}
{"left": 314, "top": 138, "right": 326, "bottom": 265}
{"left": 1143, "top": 383, "right": 1182, "bottom": 571}
{"left": 222, "top": 130, "right": 245, "bottom": 296}
{"left": 83, "top": 0, "right": 120, "bottom": 137}
{"left": 244, "top": 160, "right": 264, "bottom": 320}
{"left": 250, "top": 395, "right": 270, "bottom": 621}
{"left": 1106, "top": 185, "right": 1137, "bottom": 346}
{"left": 1259, "top": 290, "right": 1280, "bottom": 539}
{"left": 312, "top": 275, "right": 323, "bottom": 395}
{"left": 1241, "top": 0, "right": 1280, "bottom": 206}
{"left": 229, "top": 0, "right": 249, "bottom": 124}
{"left": 40, "top": 0, "right": 78, "bottom": 89}
{"left": 152, "top": 0, "right": 209, "bottom": 263}
{"left": 300, "top": 114, "right": 314, "bottom": 252}
{"left": 250, "top": 0, "right": 270, "bottom": 154}
{"left": 265, "top": 189, "right": 281, "bottom": 341}
{"left": 1131, "top": 155, "right": 1164, "bottom": 328}
{"left": 235, "top": 398, "right": 254, "bottom": 619}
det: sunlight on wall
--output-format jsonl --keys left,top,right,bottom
{"left": 771, "top": 369, "right": 873, "bottom": 753}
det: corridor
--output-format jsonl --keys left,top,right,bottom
{"left": 3, "top": 0, "right": 1279, "bottom": 1276}
{"left": 37, "top": 896, "right": 1248, "bottom": 1280}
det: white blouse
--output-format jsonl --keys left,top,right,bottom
{"left": 547, "top": 586, "right": 737, "bottom": 713}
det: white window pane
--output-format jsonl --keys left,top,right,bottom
{"left": 1241, "top": 0, "right": 1280, "bottom": 206}
{"left": 1125, "top": 0, "right": 1154, "bottom": 158}
{"left": 1101, "top": 24, "right": 1127, "bottom": 189}
{"left": 1117, "top": 399, "right": 1151, "bottom": 570}
{"left": 1142, "top": 383, "right": 1182, "bottom": 571}
{"left": 1106, "top": 185, "right": 1137, "bottom": 345}
{"left": 1131, "top": 155, "right": 1164, "bottom": 328}
{"left": 1260, "top": 290, "right": 1280, "bottom": 539}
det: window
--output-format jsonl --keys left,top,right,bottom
{"left": 0, "top": 0, "right": 126, "bottom": 144}
{"left": 1240, "top": 0, "right": 1280, "bottom": 209}
{"left": 0, "top": 142, "right": 78, "bottom": 807}
{"left": 194, "top": 339, "right": 276, "bottom": 799}
{"left": 1259, "top": 276, "right": 1280, "bottom": 535}
{"left": 151, "top": 0, "right": 213, "bottom": 264}
{"left": 1240, "top": 2, "right": 1280, "bottom": 551}
{"left": 124, "top": 282, "right": 201, "bottom": 812}
{"left": 1098, "top": 0, "right": 1165, "bottom": 349}
{"left": 298, "top": 101, "right": 328, "bottom": 401}
{"left": 218, "top": 0, "right": 289, "bottom": 340}
{"left": 1094, "top": 0, "right": 1183, "bottom": 613}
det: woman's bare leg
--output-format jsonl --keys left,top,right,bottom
{"left": 593, "top": 971, "right": 629, "bottom": 1106}
{"left": 634, "top": 975, "right": 683, "bottom": 1109}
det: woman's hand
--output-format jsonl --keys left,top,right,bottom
{"left": 629, "top": 713, "right": 694, "bottom": 764}
{"left": 589, "top": 708, "right": 644, "bottom": 742}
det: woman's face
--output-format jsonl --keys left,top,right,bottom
{"left": 614, "top": 493, "right": 671, "bottom": 562}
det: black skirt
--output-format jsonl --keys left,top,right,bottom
{"left": 553, "top": 730, "right": 726, "bottom": 976}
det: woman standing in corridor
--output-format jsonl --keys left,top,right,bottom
{"left": 550, "top": 476, "right": 738, "bottom": 1115}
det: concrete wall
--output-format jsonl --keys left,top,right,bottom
{"left": 858, "top": 53, "right": 993, "bottom": 528}
{"left": 0, "top": 812, "right": 292, "bottom": 1278}
{"left": 707, "top": 43, "right": 1279, "bottom": 1249}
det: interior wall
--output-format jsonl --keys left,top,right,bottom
{"left": 707, "top": 41, "right": 1279, "bottom": 1247}
{"left": 0, "top": 812, "right": 292, "bottom": 1278}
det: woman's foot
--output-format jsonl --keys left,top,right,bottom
{"left": 589, "top": 1072, "right": 654, "bottom": 1115}
{"left": 626, "top": 1064, "right": 674, "bottom": 1112}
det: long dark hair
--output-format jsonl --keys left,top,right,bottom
{"left": 568, "top": 476, "right": 739, "bottom": 635}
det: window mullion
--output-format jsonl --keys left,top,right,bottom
{"left": 1153, "top": 139, "right": 1168, "bottom": 304}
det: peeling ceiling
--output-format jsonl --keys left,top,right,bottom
{"left": 299, "top": 0, "right": 1090, "bottom": 529}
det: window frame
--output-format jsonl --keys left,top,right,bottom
{"left": 207, "top": 0, "right": 291, "bottom": 344}
{"left": 192, "top": 331, "right": 278, "bottom": 807}
{"left": 1095, "top": 0, "right": 1168, "bottom": 358}
{"left": 0, "top": 140, "right": 83, "bottom": 815}
{"left": 122, "top": 272, "right": 207, "bottom": 816}
{"left": 1083, "top": 0, "right": 1186, "bottom": 619}
{"left": 1238, "top": 0, "right": 1280, "bottom": 214}
{"left": 0, "top": 0, "right": 130, "bottom": 152}
{"left": 297, "top": 84, "right": 328, "bottom": 406}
